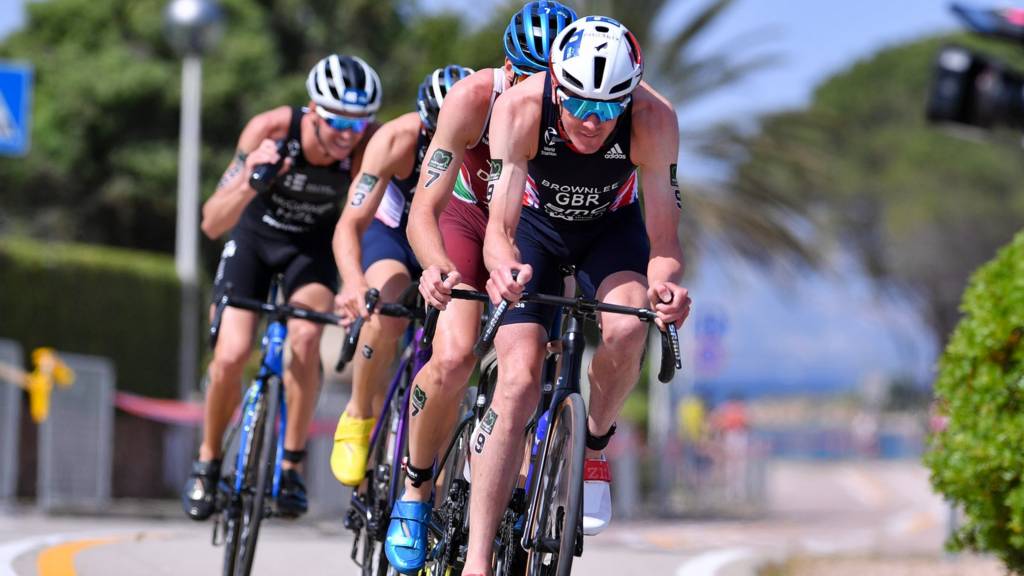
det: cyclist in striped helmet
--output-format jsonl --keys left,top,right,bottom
{"left": 466, "top": 15, "right": 692, "bottom": 574}
{"left": 383, "top": 2, "right": 577, "bottom": 573}
{"left": 184, "top": 54, "right": 382, "bottom": 522}
{"left": 330, "top": 64, "right": 473, "bottom": 488}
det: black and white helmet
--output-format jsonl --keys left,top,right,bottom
{"left": 306, "top": 54, "right": 383, "bottom": 116}
{"left": 416, "top": 64, "right": 474, "bottom": 133}
{"left": 550, "top": 16, "right": 644, "bottom": 101}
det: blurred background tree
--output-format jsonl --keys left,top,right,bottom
{"left": 0, "top": 0, "right": 791, "bottom": 265}
{"left": 703, "top": 34, "right": 1024, "bottom": 348}
{"left": 0, "top": 0, "right": 508, "bottom": 257}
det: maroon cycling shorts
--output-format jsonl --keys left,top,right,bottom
{"left": 439, "top": 198, "right": 489, "bottom": 290}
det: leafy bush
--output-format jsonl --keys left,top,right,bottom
{"left": 926, "top": 229, "right": 1024, "bottom": 571}
{"left": 0, "top": 237, "right": 185, "bottom": 398}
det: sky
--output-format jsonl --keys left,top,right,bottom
{"left": 0, "top": 0, "right": 967, "bottom": 396}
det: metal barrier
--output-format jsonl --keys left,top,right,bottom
{"left": 37, "top": 353, "right": 114, "bottom": 511}
{"left": 0, "top": 339, "right": 23, "bottom": 502}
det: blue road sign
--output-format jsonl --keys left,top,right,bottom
{"left": 0, "top": 62, "right": 33, "bottom": 156}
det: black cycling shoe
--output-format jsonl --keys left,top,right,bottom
{"left": 276, "top": 468, "right": 308, "bottom": 519}
{"left": 182, "top": 459, "right": 222, "bottom": 521}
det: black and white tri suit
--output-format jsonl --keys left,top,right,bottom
{"left": 213, "top": 106, "right": 351, "bottom": 301}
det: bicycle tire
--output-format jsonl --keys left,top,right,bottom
{"left": 526, "top": 393, "right": 585, "bottom": 576}
{"left": 235, "top": 376, "right": 280, "bottom": 576}
{"left": 357, "top": 386, "right": 403, "bottom": 576}
{"left": 220, "top": 386, "right": 266, "bottom": 576}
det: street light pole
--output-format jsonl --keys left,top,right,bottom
{"left": 175, "top": 53, "right": 202, "bottom": 401}
{"left": 164, "top": 0, "right": 222, "bottom": 487}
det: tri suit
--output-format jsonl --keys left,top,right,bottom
{"left": 503, "top": 73, "right": 650, "bottom": 327}
{"left": 359, "top": 128, "right": 429, "bottom": 278}
{"left": 437, "top": 68, "right": 506, "bottom": 290}
{"left": 213, "top": 106, "right": 351, "bottom": 301}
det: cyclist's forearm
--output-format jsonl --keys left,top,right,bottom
{"left": 647, "top": 249, "right": 685, "bottom": 286}
{"left": 334, "top": 221, "right": 368, "bottom": 288}
{"left": 201, "top": 184, "right": 256, "bottom": 239}
{"left": 408, "top": 203, "right": 457, "bottom": 272}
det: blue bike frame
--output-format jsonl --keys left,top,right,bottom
{"left": 232, "top": 296, "right": 289, "bottom": 502}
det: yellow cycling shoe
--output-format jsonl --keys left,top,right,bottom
{"left": 331, "top": 412, "right": 376, "bottom": 486}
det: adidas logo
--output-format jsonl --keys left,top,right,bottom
{"left": 604, "top": 143, "right": 626, "bottom": 160}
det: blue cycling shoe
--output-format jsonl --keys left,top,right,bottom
{"left": 385, "top": 499, "right": 432, "bottom": 574}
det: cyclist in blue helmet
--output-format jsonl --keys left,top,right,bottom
{"left": 330, "top": 64, "right": 473, "bottom": 488}
{"left": 382, "top": 3, "right": 576, "bottom": 574}
{"left": 504, "top": 0, "right": 578, "bottom": 76}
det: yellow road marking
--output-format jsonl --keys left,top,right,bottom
{"left": 36, "top": 538, "right": 119, "bottom": 576}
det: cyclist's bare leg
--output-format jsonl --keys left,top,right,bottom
{"left": 463, "top": 322, "right": 546, "bottom": 576}
{"left": 403, "top": 292, "right": 482, "bottom": 502}
{"left": 281, "top": 282, "right": 334, "bottom": 469}
{"left": 586, "top": 271, "right": 649, "bottom": 459}
{"left": 199, "top": 306, "right": 259, "bottom": 462}
{"left": 343, "top": 259, "right": 412, "bottom": 419}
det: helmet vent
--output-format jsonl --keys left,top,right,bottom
{"left": 593, "top": 56, "right": 607, "bottom": 89}
{"left": 609, "top": 78, "right": 632, "bottom": 95}
{"left": 562, "top": 71, "right": 584, "bottom": 90}
{"left": 595, "top": 25, "right": 610, "bottom": 33}
{"left": 558, "top": 27, "right": 576, "bottom": 50}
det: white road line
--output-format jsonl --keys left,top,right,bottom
{"left": 0, "top": 533, "right": 69, "bottom": 576}
{"left": 676, "top": 547, "right": 755, "bottom": 576}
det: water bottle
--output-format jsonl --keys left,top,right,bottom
{"left": 533, "top": 411, "right": 550, "bottom": 457}
{"left": 526, "top": 410, "right": 550, "bottom": 489}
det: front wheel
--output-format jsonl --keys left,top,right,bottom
{"left": 526, "top": 393, "right": 585, "bottom": 576}
{"left": 234, "top": 377, "right": 280, "bottom": 576}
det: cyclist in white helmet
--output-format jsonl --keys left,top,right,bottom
{"left": 382, "top": 3, "right": 578, "bottom": 574}
{"left": 329, "top": 64, "right": 473, "bottom": 487}
{"left": 464, "top": 16, "right": 691, "bottom": 575}
{"left": 183, "top": 54, "right": 382, "bottom": 521}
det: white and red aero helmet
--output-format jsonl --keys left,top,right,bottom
{"left": 549, "top": 16, "right": 644, "bottom": 101}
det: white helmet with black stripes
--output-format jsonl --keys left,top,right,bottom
{"left": 306, "top": 54, "right": 383, "bottom": 115}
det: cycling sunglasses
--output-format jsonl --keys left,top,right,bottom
{"left": 557, "top": 89, "right": 630, "bottom": 123}
{"left": 315, "top": 105, "right": 373, "bottom": 133}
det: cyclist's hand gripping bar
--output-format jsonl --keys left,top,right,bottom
{"left": 337, "top": 288, "right": 380, "bottom": 372}
{"left": 249, "top": 140, "right": 289, "bottom": 194}
{"left": 474, "top": 270, "right": 520, "bottom": 357}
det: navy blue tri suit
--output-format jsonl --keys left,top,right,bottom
{"left": 358, "top": 129, "right": 428, "bottom": 278}
{"left": 504, "top": 73, "right": 650, "bottom": 327}
{"left": 213, "top": 106, "right": 351, "bottom": 302}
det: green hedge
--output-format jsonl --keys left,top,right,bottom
{"left": 926, "top": 229, "right": 1024, "bottom": 571}
{"left": 0, "top": 237, "right": 184, "bottom": 398}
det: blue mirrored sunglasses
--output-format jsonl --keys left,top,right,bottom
{"left": 315, "top": 106, "right": 373, "bottom": 133}
{"left": 558, "top": 91, "right": 630, "bottom": 123}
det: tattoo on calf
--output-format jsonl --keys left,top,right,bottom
{"left": 350, "top": 173, "right": 379, "bottom": 207}
{"left": 411, "top": 385, "right": 427, "bottom": 417}
{"left": 473, "top": 408, "right": 499, "bottom": 454}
